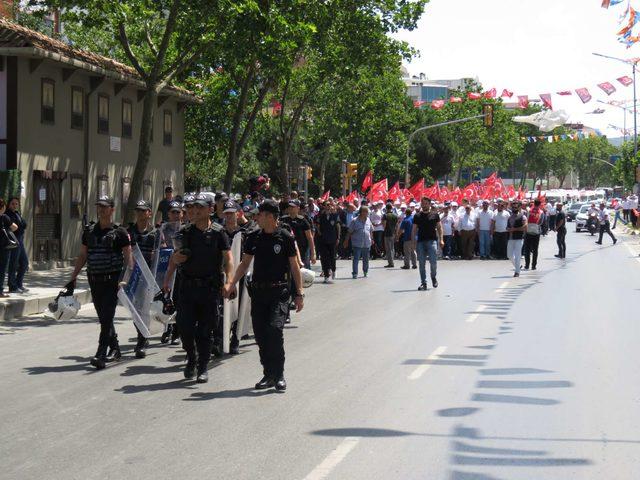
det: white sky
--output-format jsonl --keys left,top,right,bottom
{"left": 393, "top": 0, "right": 640, "bottom": 138}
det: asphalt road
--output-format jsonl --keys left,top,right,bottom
{"left": 1, "top": 227, "right": 639, "bottom": 480}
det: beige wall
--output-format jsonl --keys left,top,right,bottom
{"left": 14, "top": 56, "right": 186, "bottom": 262}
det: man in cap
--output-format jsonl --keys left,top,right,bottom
{"left": 163, "top": 193, "right": 234, "bottom": 383}
{"left": 69, "top": 196, "right": 132, "bottom": 369}
{"left": 155, "top": 186, "right": 175, "bottom": 226}
{"left": 227, "top": 199, "right": 304, "bottom": 391}
{"left": 212, "top": 192, "right": 229, "bottom": 225}
{"left": 280, "top": 199, "right": 315, "bottom": 269}
{"left": 412, "top": 197, "right": 444, "bottom": 290}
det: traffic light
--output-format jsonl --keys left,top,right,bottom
{"left": 482, "top": 104, "right": 494, "bottom": 128}
{"left": 347, "top": 163, "right": 358, "bottom": 178}
{"left": 307, "top": 166, "right": 313, "bottom": 180}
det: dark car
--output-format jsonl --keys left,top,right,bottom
{"left": 566, "top": 202, "right": 584, "bottom": 222}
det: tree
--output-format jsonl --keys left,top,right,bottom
{"left": 612, "top": 140, "right": 638, "bottom": 191}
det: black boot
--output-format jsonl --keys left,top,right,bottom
{"left": 160, "top": 328, "right": 171, "bottom": 344}
{"left": 106, "top": 335, "right": 121, "bottom": 362}
{"left": 196, "top": 362, "right": 209, "bottom": 383}
{"left": 211, "top": 337, "right": 223, "bottom": 357}
{"left": 431, "top": 277, "right": 438, "bottom": 288}
{"left": 134, "top": 337, "right": 149, "bottom": 359}
{"left": 170, "top": 325, "right": 180, "bottom": 345}
{"left": 184, "top": 357, "right": 197, "bottom": 380}
{"left": 255, "top": 376, "right": 275, "bottom": 389}
{"left": 275, "top": 375, "right": 287, "bottom": 391}
{"left": 90, "top": 345, "right": 107, "bottom": 370}
{"left": 230, "top": 334, "right": 240, "bottom": 355}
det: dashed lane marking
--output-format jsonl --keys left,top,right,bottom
{"left": 407, "top": 346, "right": 447, "bottom": 380}
{"left": 466, "top": 305, "right": 488, "bottom": 323}
{"left": 302, "top": 437, "right": 361, "bottom": 480}
{"left": 494, "top": 281, "right": 510, "bottom": 293}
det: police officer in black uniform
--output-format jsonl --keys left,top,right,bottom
{"left": 280, "top": 199, "right": 316, "bottom": 269}
{"left": 228, "top": 199, "right": 304, "bottom": 391}
{"left": 127, "top": 200, "right": 160, "bottom": 358}
{"left": 163, "top": 194, "right": 234, "bottom": 383}
{"left": 69, "top": 196, "right": 132, "bottom": 370}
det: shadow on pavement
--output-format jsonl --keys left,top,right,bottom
{"left": 311, "top": 427, "right": 415, "bottom": 437}
{"left": 185, "top": 387, "right": 278, "bottom": 401}
{"left": 24, "top": 355, "right": 94, "bottom": 374}
{"left": 116, "top": 379, "right": 198, "bottom": 394}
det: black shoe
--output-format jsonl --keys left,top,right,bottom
{"left": 418, "top": 283, "right": 428, "bottom": 291}
{"left": 384, "top": 264, "right": 394, "bottom": 268}
{"left": 196, "top": 365, "right": 209, "bottom": 384}
{"left": 431, "top": 278, "right": 438, "bottom": 288}
{"left": 554, "top": 254, "right": 561, "bottom": 258}
{"left": 230, "top": 337, "right": 240, "bottom": 355}
{"left": 106, "top": 345, "right": 121, "bottom": 362}
{"left": 211, "top": 340, "right": 223, "bottom": 357}
{"left": 255, "top": 376, "right": 275, "bottom": 390}
{"left": 160, "top": 331, "right": 170, "bottom": 344}
{"left": 134, "top": 339, "right": 149, "bottom": 359}
{"left": 613, "top": 238, "right": 617, "bottom": 245}
{"left": 513, "top": 272, "right": 519, "bottom": 277}
{"left": 523, "top": 266, "right": 529, "bottom": 270}
{"left": 90, "top": 356, "right": 106, "bottom": 370}
{"left": 400, "top": 266, "right": 410, "bottom": 270}
{"left": 595, "top": 241, "right": 602, "bottom": 245}
{"left": 532, "top": 266, "right": 537, "bottom": 270}
{"left": 184, "top": 361, "right": 197, "bottom": 380}
{"left": 412, "top": 265, "right": 417, "bottom": 269}
{"left": 275, "top": 376, "right": 287, "bottom": 391}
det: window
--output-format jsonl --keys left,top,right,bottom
{"left": 41, "top": 78, "right": 55, "bottom": 124}
{"left": 71, "top": 87, "right": 84, "bottom": 130}
{"left": 122, "top": 99, "right": 132, "bottom": 138}
{"left": 70, "top": 174, "right": 83, "bottom": 218}
{"left": 97, "top": 94, "right": 109, "bottom": 134}
{"left": 97, "top": 174, "right": 109, "bottom": 199}
{"left": 163, "top": 110, "right": 172, "bottom": 146}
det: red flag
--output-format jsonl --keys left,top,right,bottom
{"left": 450, "top": 96, "right": 463, "bottom": 103}
{"left": 617, "top": 75, "right": 634, "bottom": 86}
{"left": 431, "top": 182, "right": 441, "bottom": 201}
{"left": 602, "top": 0, "right": 611, "bottom": 7}
{"left": 500, "top": 89, "right": 514, "bottom": 98}
{"left": 507, "top": 185, "right": 515, "bottom": 199}
{"left": 431, "top": 99, "right": 445, "bottom": 110}
{"left": 467, "top": 92, "right": 482, "bottom": 100}
{"left": 320, "top": 190, "right": 330, "bottom": 202}
{"left": 575, "top": 88, "right": 592, "bottom": 104}
{"left": 408, "top": 179, "right": 424, "bottom": 201}
{"left": 361, "top": 170, "right": 373, "bottom": 191}
{"left": 518, "top": 95, "right": 529, "bottom": 109}
{"left": 346, "top": 190, "right": 358, "bottom": 203}
{"left": 540, "top": 93, "right": 553, "bottom": 110}
{"left": 518, "top": 187, "right": 525, "bottom": 200}
{"left": 440, "top": 186, "right": 450, "bottom": 201}
{"left": 402, "top": 189, "right": 412, "bottom": 202}
{"left": 462, "top": 185, "right": 475, "bottom": 200}
{"left": 597, "top": 82, "right": 617, "bottom": 95}
{"left": 367, "top": 179, "right": 388, "bottom": 202}
{"left": 483, "top": 88, "right": 496, "bottom": 99}
{"left": 483, "top": 172, "right": 497, "bottom": 187}
{"left": 387, "top": 181, "right": 402, "bottom": 201}
{"left": 556, "top": 91, "right": 572, "bottom": 96}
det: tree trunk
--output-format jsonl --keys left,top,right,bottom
{"left": 558, "top": 174, "right": 566, "bottom": 188}
{"left": 125, "top": 87, "right": 158, "bottom": 222}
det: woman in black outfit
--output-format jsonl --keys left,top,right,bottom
{"left": 6, "top": 197, "right": 28, "bottom": 293}
{"left": 0, "top": 198, "right": 18, "bottom": 298}
{"left": 317, "top": 201, "right": 340, "bottom": 283}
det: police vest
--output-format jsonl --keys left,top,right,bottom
{"left": 86, "top": 227, "right": 124, "bottom": 275}
{"left": 179, "top": 223, "right": 225, "bottom": 280}
{"left": 128, "top": 224, "right": 157, "bottom": 264}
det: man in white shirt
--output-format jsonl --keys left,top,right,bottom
{"left": 491, "top": 200, "right": 510, "bottom": 259}
{"left": 440, "top": 203, "right": 456, "bottom": 259}
{"left": 369, "top": 202, "right": 384, "bottom": 258}
{"left": 545, "top": 201, "right": 556, "bottom": 231}
{"left": 476, "top": 200, "right": 494, "bottom": 259}
{"left": 458, "top": 204, "right": 477, "bottom": 260}
{"left": 595, "top": 202, "right": 617, "bottom": 245}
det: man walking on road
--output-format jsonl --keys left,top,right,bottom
{"left": 412, "top": 197, "right": 444, "bottom": 291}
{"left": 398, "top": 204, "right": 417, "bottom": 269}
{"left": 476, "top": 200, "right": 494, "bottom": 259}
{"left": 595, "top": 202, "right": 617, "bottom": 245}
{"left": 458, "top": 204, "right": 476, "bottom": 260}
{"left": 343, "top": 206, "right": 373, "bottom": 279}
{"left": 554, "top": 203, "right": 567, "bottom": 259}
{"left": 523, "top": 198, "right": 543, "bottom": 269}
{"left": 506, "top": 200, "right": 527, "bottom": 277}
{"left": 382, "top": 202, "right": 398, "bottom": 268}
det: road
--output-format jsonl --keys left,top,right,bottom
{"left": 1, "top": 228, "right": 639, "bottom": 480}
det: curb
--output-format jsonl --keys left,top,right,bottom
{"left": 0, "top": 289, "right": 91, "bottom": 322}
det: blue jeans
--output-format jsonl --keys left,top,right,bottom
{"left": 443, "top": 235, "right": 453, "bottom": 258}
{"left": 416, "top": 240, "right": 438, "bottom": 284}
{"left": 352, "top": 247, "right": 370, "bottom": 277}
{"left": 612, "top": 210, "right": 627, "bottom": 229}
{"left": 478, "top": 230, "right": 491, "bottom": 257}
{"left": 8, "top": 239, "right": 28, "bottom": 290}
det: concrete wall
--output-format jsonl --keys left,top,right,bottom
{"left": 13, "top": 56, "right": 185, "bottom": 262}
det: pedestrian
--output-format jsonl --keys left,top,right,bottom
{"left": 506, "top": 200, "right": 527, "bottom": 277}
{"left": 6, "top": 197, "right": 28, "bottom": 293}
{"left": 412, "top": 197, "right": 444, "bottom": 291}
{"left": 227, "top": 199, "right": 304, "bottom": 391}
{"left": 595, "top": 202, "right": 617, "bottom": 246}
{"left": 69, "top": 196, "right": 132, "bottom": 369}
{"left": 440, "top": 203, "right": 456, "bottom": 260}
{"left": 281, "top": 199, "right": 316, "bottom": 269}
{"left": 546, "top": 201, "right": 556, "bottom": 232}
{"left": 162, "top": 193, "right": 234, "bottom": 383}
{"left": 343, "top": 206, "right": 373, "bottom": 279}
{"left": 369, "top": 202, "right": 385, "bottom": 259}
{"left": 382, "top": 202, "right": 398, "bottom": 268}
{"left": 317, "top": 201, "right": 340, "bottom": 283}
{"left": 458, "top": 204, "right": 477, "bottom": 260}
{"left": 476, "top": 200, "right": 494, "bottom": 259}
{"left": 155, "top": 186, "right": 174, "bottom": 225}
{"left": 398, "top": 204, "right": 417, "bottom": 269}
{"left": 554, "top": 203, "right": 567, "bottom": 258}
{"left": 523, "top": 198, "right": 543, "bottom": 270}
{"left": 491, "top": 200, "right": 509, "bottom": 260}
{"left": 127, "top": 200, "right": 160, "bottom": 358}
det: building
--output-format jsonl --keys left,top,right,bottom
{"left": 401, "top": 66, "right": 477, "bottom": 104}
{"left": 0, "top": 18, "right": 198, "bottom": 266}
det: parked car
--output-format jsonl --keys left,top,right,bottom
{"left": 575, "top": 205, "right": 592, "bottom": 232}
{"left": 566, "top": 202, "right": 584, "bottom": 222}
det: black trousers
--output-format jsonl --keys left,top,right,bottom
{"left": 523, "top": 233, "right": 540, "bottom": 268}
{"left": 493, "top": 232, "right": 508, "bottom": 259}
{"left": 556, "top": 229, "right": 566, "bottom": 258}
{"left": 319, "top": 242, "right": 337, "bottom": 276}
{"left": 89, "top": 276, "right": 119, "bottom": 353}
{"left": 598, "top": 221, "right": 616, "bottom": 243}
{"left": 250, "top": 286, "right": 288, "bottom": 378}
{"left": 176, "top": 283, "right": 219, "bottom": 366}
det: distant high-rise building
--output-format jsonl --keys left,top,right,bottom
{"left": 400, "top": 66, "right": 478, "bottom": 104}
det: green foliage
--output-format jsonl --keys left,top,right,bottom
{"left": 612, "top": 141, "right": 638, "bottom": 191}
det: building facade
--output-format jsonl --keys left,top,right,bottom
{"left": 0, "top": 19, "right": 198, "bottom": 266}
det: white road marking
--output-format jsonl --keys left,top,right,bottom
{"left": 494, "top": 281, "right": 510, "bottom": 293}
{"left": 466, "top": 305, "right": 488, "bottom": 323}
{"left": 407, "top": 346, "right": 447, "bottom": 380}
{"left": 303, "top": 437, "right": 360, "bottom": 480}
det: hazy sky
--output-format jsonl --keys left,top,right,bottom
{"left": 394, "top": 0, "right": 640, "bottom": 138}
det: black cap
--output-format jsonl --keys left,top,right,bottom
{"left": 169, "top": 201, "right": 182, "bottom": 211}
{"left": 183, "top": 194, "right": 195, "bottom": 205}
{"left": 134, "top": 200, "right": 152, "bottom": 211}
{"left": 223, "top": 201, "right": 239, "bottom": 213}
{"left": 193, "top": 193, "right": 212, "bottom": 207}
{"left": 288, "top": 199, "right": 301, "bottom": 207}
{"left": 165, "top": 186, "right": 173, "bottom": 193}
{"left": 215, "top": 192, "right": 229, "bottom": 202}
{"left": 95, "top": 196, "right": 114, "bottom": 207}
{"left": 258, "top": 199, "right": 280, "bottom": 216}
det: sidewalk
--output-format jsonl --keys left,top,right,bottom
{"left": 0, "top": 267, "right": 90, "bottom": 321}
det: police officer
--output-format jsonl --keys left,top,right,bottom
{"left": 228, "top": 199, "right": 304, "bottom": 391}
{"left": 163, "top": 194, "right": 234, "bottom": 383}
{"left": 127, "top": 200, "right": 160, "bottom": 358}
{"left": 69, "top": 196, "right": 132, "bottom": 370}
{"left": 280, "top": 199, "right": 316, "bottom": 269}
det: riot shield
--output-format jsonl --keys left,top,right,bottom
{"left": 222, "top": 233, "right": 242, "bottom": 353}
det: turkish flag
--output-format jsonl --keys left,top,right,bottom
{"left": 346, "top": 190, "right": 358, "bottom": 203}
{"left": 408, "top": 178, "right": 424, "bottom": 201}
{"left": 483, "top": 88, "right": 496, "bottom": 99}
{"left": 540, "top": 93, "right": 553, "bottom": 110}
{"left": 617, "top": 76, "right": 634, "bottom": 87}
{"left": 598, "top": 82, "right": 617, "bottom": 95}
{"left": 361, "top": 170, "right": 373, "bottom": 191}
{"left": 575, "top": 88, "right": 592, "bottom": 104}
{"left": 367, "top": 179, "right": 388, "bottom": 202}
{"left": 387, "top": 181, "right": 402, "bottom": 201}
{"left": 518, "top": 95, "right": 529, "bottom": 109}
{"left": 450, "top": 96, "right": 463, "bottom": 103}
{"left": 501, "top": 89, "right": 514, "bottom": 98}
{"left": 320, "top": 190, "right": 330, "bottom": 202}
{"left": 507, "top": 185, "right": 516, "bottom": 199}
{"left": 462, "top": 185, "right": 475, "bottom": 200}
{"left": 556, "top": 91, "right": 572, "bottom": 96}
{"left": 431, "top": 99, "right": 445, "bottom": 110}
{"left": 468, "top": 92, "right": 482, "bottom": 100}
{"left": 483, "top": 172, "right": 497, "bottom": 187}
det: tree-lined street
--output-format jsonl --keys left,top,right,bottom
{"left": 3, "top": 230, "right": 639, "bottom": 480}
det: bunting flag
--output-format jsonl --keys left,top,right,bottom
{"left": 483, "top": 88, "right": 497, "bottom": 99}
{"left": 450, "top": 96, "right": 463, "bottom": 103}
{"left": 518, "top": 95, "right": 529, "bottom": 109}
{"left": 361, "top": 170, "right": 373, "bottom": 191}
{"left": 597, "top": 81, "right": 617, "bottom": 95}
{"left": 540, "top": 93, "right": 553, "bottom": 110}
{"left": 519, "top": 131, "right": 600, "bottom": 143}
{"left": 575, "top": 87, "right": 592, "bottom": 103}
{"left": 501, "top": 89, "right": 513, "bottom": 98}
{"left": 602, "top": 0, "right": 625, "bottom": 8}
{"left": 467, "top": 92, "right": 482, "bottom": 100}
{"left": 556, "top": 91, "right": 572, "bottom": 96}
{"left": 618, "top": 75, "right": 634, "bottom": 86}
{"left": 431, "top": 99, "right": 445, "bottom": 110}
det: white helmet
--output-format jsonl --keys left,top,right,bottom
{"left": 300, "top": 268, "right": 315, "bottom": 288}
{"left": 46, "top": 295, "right": 80, "bottom": 321}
